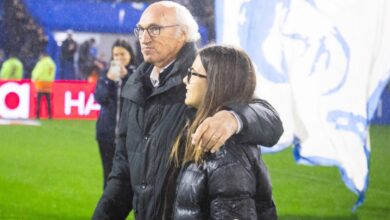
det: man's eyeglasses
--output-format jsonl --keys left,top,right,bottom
{"left": 187, "top": 67, "right": 207, "bottom": 83}
{"left": 134, "top": 25, "right": 179, "bottom": 38}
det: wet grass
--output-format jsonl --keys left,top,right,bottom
{"left": 0, "top": 121, "right": 389, "bottom": 219}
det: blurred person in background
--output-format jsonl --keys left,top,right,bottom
{"left": 92, "top": 1, "right": 283, "bottom": 219}
{"left": 168, "top": 45, "right": 277, "bottom": 219}
{"left": 94, "top": 39, "right": 139, "bottom": 189}
{"left": 78, "top": 38, "right": 97, "bottom": 80}
{"left": 60, "top": 30, "right": 78, "bottom": 80}
{"left": 32, "top": 50, "right": 56, "bottom": 119}
{"left": 0, "top": 51, "right": 24, "bottom": 80}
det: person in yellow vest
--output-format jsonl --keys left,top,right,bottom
{"left": 31, "top": 52, "right": 56, "bottom": 119}
{"left": 0, "top": 52, "right": 24, "bottom": 80}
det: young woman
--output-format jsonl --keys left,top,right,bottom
{"left": 94, "top": 39, "right": 139, "bottom": 188}
{"left": 168, "top": 45, "right": 278, "bottom": 219}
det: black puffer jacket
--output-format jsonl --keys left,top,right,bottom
{"left": 172, "top": 137, "right": 277, "bottom": 220}
{"left": 92, "top": 43, "right": 283, "bottom": 220}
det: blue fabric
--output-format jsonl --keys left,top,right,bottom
{"left": 23, "top": 0, "right": 145, "bottom": 33}
{"left": 371, "top": 88, "right": 390, "bottom": 124}
{"left": 215, "top": 0, "right": 390, "bottom": 211}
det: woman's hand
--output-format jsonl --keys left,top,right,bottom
{"left": 106, "top": 61, "right": 127, "bottom": 81}
{"left": 119, "top": 65, "right": 128, "bottom": 79}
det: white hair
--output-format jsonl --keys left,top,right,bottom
{"left": 158, "top": 1, "right": 201, "bottom": 42}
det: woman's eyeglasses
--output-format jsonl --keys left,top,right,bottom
{"left": 187, "top": 67, "right": 207, "bottom": 83}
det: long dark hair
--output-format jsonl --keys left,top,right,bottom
{"left": 111, "top": 39, "right": 139, "bottom": 67}
{"left": 170, "top": 45, "right": 257, "bottom": 165}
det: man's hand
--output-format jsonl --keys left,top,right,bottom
{"left": 192, "top": 110, "right": 238, "bottom": 153}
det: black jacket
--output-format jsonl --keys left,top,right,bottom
{"left": 92, "top": 43, "right": 284, "bottom": 220}
{"left": 172, "top": 109, "right": 277, "bottom": 219}
{"left": 94, "top": 66, "right": 135, "bottom": 143}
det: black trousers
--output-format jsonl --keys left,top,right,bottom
{"left": 97, "top": 140, "right": 116, "bottom": 189}
{"left": 36, "top": 92, "right": 52, "bottom": 119}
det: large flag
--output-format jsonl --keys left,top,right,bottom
{"left": 216, "top": 0, "right": 390, "bottom": 210}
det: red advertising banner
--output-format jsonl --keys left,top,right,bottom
{"left": 0, "top": 80, "right": 100, "bottom": 120}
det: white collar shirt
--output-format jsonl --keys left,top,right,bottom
{"left": 150, "top": 60, "right": 175, "bottom": 88}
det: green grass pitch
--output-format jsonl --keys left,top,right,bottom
{"left": 0, "top": 120, "right": 389, "bottom": 219}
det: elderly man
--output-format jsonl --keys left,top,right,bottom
{"left": 92, "top": 2, "right": 283, "bottom": 220}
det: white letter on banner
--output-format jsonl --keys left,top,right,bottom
{"left": 64, "top": 91, "right": 85, "bottom": 115}
{"left": 84, "top": 94, "right": 100, "bottom": 115}
{"left": 0, "top": 82, "right": 30, "bottom": 119}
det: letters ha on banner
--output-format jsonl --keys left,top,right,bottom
{"left": 216, "top": 0, "right": 390, "bottom": 210}
{"left": 0, "top": 80, "right": 100, "bottom": 119}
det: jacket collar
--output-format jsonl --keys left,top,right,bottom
{"left": 122, "top": 42, "right": 197, "bottom": 105}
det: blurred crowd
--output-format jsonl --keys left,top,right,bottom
{"left": 0, "top": 0, "right": 104, "bottom": 81}
{"left": 2, "top": 0, "right": 48, "bottom": 79}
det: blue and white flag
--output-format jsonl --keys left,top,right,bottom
{"left": 216, "top": 0, "right": 390, "bottom": 210}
